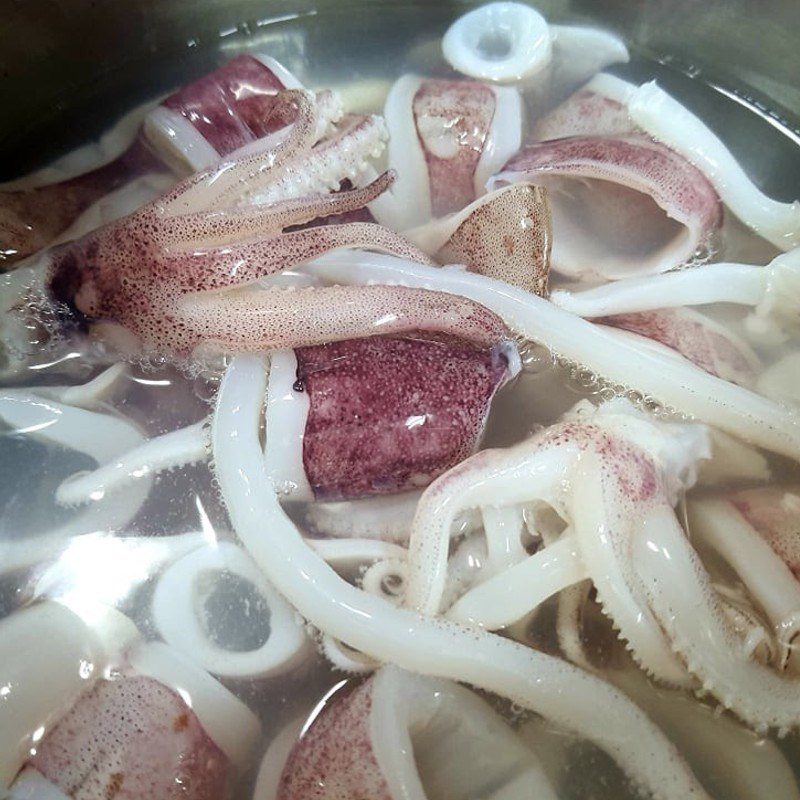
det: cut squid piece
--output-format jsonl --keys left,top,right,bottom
{"left": 264, "top": 334, "right": 518, "bottom": 502}
{"left": 597, "top": 307, "right": 762, "bottom": 388}
{"left": 151, "top": 542, "right": 310, "bottom": 679}
{"left": 441, "top": 2, "right": 628, "bottom": 99}
{"left": 407, "top": 397, "right": 800, "bottom": 731}
{"left": 274, "top": 667, "right": 559, "bottom": 800}
{"left": 377, "top": 75, "right": 522, "bottom": 229}
{"left": 0, "top": 601, "right": 139, "bottom": 789}
{"left": 441, "top": 2, "right": 553, "bottom": 83}
{"left": 212, "top": 354, "right": 714, "bottom": 800}
{"left": 404, "top": 184, "right": 551, "bottom": 294}
{"left": 0, "top": 54, "right": 308, "bottom": 264}
{"left": 628, "top": 81, "right": 800, "bottom": 251}
{"left": 689, "top": 497, "right": 800, "bottom": 669}
{"left": 489, "top": 134, "right": 722, "bottom": 278}
{"left": 532, "top": 72, "right": 638, "bottom": 141}
{"left": 307, "top": 252, "right": 800, "bottom": 463}
{"left": 22, "top": 641, "right": 261, "bottom": 799}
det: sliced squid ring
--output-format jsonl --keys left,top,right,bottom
{"left": 441, "top": 2, "right": 629, "bottom": 104}
{"left": 151, "top": 542, "right": 309, "bottom": 680}
{"left": 442, "top": 2, "right": 553, "bottom": 83}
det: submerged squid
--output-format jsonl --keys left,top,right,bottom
{"left": 0, "top": 54, "right": 310, "bottom": 264}
{"left": 6, "top": 89, "right": 514, "bottom": 369}
{"left": 404, "top": 398, "right": 800, "bottom": 732}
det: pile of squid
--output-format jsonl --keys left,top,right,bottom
{"left": 1, "top": 2, "right": 800, "bottom": 799}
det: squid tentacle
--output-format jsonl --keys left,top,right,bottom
{"left": 446, "top": 531, "right": 587, "bottom": 629}
{"left": 172, "top": 221, "right": 433, "bottom": 293}
{"left": 212, "top": 354, "right": 713, "bottom": 800}
{"left": 176, "top": 283, "right": 512, "bottom": 353}
{"left": 56, "top": 421, "right": 208, "bottom": 507}
{"left": 159, "top": 170, "right": 397, "bottom": 251}
{"left": 636, "top": 501, "right": 800, "bottom": 733}
{"left": 689, "top": 498, "right": 800, "bottom": 670}
{"left": 159, "top": 89, "right": 320, "bottom": 216}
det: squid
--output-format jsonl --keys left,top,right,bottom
{"left": 0, "top": 600, "right": 138, "bottom": 789}
{"left": 403, "top": 399, "right": 703, "bottom": 685}
{"left": 0, "top": 54, "right": 309, "bottom": 263}
{"left": 550, "top": 248, "right": 800, "bottom": 394}
{"left": 270, "top": 667, "right": 558, "bottom": 800}
{"left": 531, "top": 72, "right": 637, "bottom": 141}
{"left": 628, "top": 81, "right": 800, "bottom": 251}
{"left": 210, "top": 353, "right": 715, "bottom": 800}
{"left": 488, "top": 134, "right": 722, "bottom": 279}
{"left": 688, "top": 486, "right": 800, "bottom": 670}
{"left": 593, "top": 308, "right": 763, "bottom": 389}
{"left": 403, "top": 397, "right": 800, "bottom": 732}
{"left": 48, "top": 333, "right": 517, "bottom": 509}
{"left": 404, "top": 183, "right": 552, "bottom": 295}
{"left": 150, "top": 541, "right": 312, "bottom": 679}
{"left": 485, "top": 70, "right": 725, "bottom": 279}
{"left": 0, "top": 364, "right": 152, "bottom": 556}
{"left": 550, "top": 248, "right": 800, "bottom": 328}
{"left": 5, "top": 89, "right": 519, "bottom": 370}
{"left": 534, "top": 600, "right": 800, "bottom": 800}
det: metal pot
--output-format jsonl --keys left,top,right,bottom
{"left": 1, "top": 0, "right": 799, "bottom": 187}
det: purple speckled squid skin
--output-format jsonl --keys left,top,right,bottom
{"left": 28, "top": 676, "right": 228, "bottom": 800}
{"left": 295, "top": 334, "right": 514, "bottom": 500}
{"left": 163, "top": 54, "right": 294, "bottom": 156}
{"left": 0, "top": 55, "right": 292, "bottom": 264}
{"left": 412, "top": 79, "right": 496, "bottom": 218}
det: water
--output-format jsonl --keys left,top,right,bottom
{"left": 1, "top": 5, "right": 800, "bottom": 799}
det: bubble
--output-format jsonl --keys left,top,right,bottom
{"left": 193, "top": 372, "right": 222, "bottom": 403}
